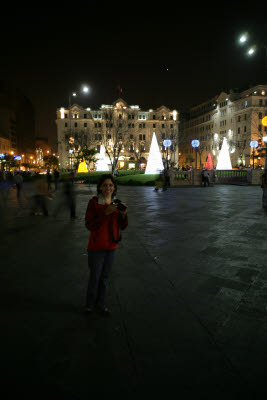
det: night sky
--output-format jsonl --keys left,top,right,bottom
{"left": 1, "top": 6, "right": 266, "bottom": 145}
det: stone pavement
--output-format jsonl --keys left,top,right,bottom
{"left": 1, "top": 182, "right": 267, "bottom": 399}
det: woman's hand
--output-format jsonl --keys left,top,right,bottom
{"left": 104, "top": 204, "right": 118, "bottom": 215}
{"left": 119, "top": 203, "right": 128, "bottom": 217}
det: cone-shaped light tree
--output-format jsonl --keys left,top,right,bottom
{"left": 205, "top": 153, "right": 214, "bottom": 170}
{"left": 216, "top": 137, "right": 232, "bottom": 170}
{"left": 96, "top": 145, "right": 110, "bottom": 171}
{"left": 145, "top": 132, "right": 164, "bottom": 174}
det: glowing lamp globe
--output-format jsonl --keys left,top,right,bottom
{"left": 263, "top": 136, "right": 267, "bottom": 144}
{"left": 163, "top": 139, "right": 172, "bottom": 147}
{"left": 191, "top": 140, "right": 200, "bottom": 148}
{"left": 250, "top": 141, "right": 258, "bottom": 148}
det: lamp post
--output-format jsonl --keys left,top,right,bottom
{"left": 163, "top": 139, "right": 172, "bottom": 169}
{"left": 250, "top": 141, "right": 259, "bottom": 169}
{"left": 68, "top": 85, "right": 90, "bottom": 170}
{"left": 191, "top": 139, "right": 200, "bottom": 169}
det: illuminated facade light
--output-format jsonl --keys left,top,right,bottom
{"left": 60, "top": 107, "right": 65, "bottom": 119}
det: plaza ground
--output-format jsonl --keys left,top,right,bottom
{"left": 1, "top": 183, "right": 267, "bottom": 398}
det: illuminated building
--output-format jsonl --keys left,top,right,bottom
{"left": 56, "top": 98, "right": 179, "bottom": 170}
{"left": 179, "top": 84, "right": 267, "bottom": 168}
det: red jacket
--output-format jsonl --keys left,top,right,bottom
{"left": 85, "top": 196, "right": 128, "bottom": 250}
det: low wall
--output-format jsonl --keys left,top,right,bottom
{"left": 170, "top": 169, "right": 214, "bottom": 187}
{"left": 170, "top": 168, "right": 263, "bottom": 187}
{"left": 251, "top": 169, "right": 263, "bottom": 185}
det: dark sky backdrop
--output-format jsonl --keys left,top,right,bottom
{"left": 1, "top": 6, "right": 267, "bottom": 146}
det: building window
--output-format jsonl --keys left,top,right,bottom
{"left": 153, "top": 124, "right": 156, "bottom": 128}
{"left": 139, "top": 134, "right": 142, "bottom": 140}
{"left": 74, "top": 122, "right": 78, "bottom": 127}
{"left": 65, "top": 122, "right": 68, "bottom": 127}
{"left": 84, "top": 123, "right": 87, "bottom": 127}
{"left": 84, "top": 114, "right": 87, "bottom": 118}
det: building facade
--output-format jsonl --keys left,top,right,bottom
{"left": 0, "top": 82, "right": 35, "bottom": 162}
{"left": 179, "top": 84, "right": 267, "bottom": 168}
{"left": 56, "top": 98, "right": 179, "bottom": 170}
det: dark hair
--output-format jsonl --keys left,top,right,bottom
{"left": 97, "top": 174, "right": 117, "bottom": 197}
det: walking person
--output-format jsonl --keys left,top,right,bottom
{"left": 30, "top": 176, "right": 49, "bottom": 216}
{"left": 261, "top": 170, "right": 267, "bottom": 208}
{"left": 53, "top": 168, "right": 60, "bottom": 191}
{"left": 84, "top": 174, "right": 128, "bottom": 315}
{"left": 46, "top": 167, "right": 52, "bottom": 192}
{"left": 162, "top": 166, "right": 170, "bottom": 191}
{"left": 14, "top": 171, "right": 23, "bottom": 203}
{"left": 53, "top": 174, "right": 77, "bottom": 219}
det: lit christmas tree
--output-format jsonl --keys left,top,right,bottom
{"left": 78, "top": 157, "right": 88, "bottom": 173}
{"left": 205, "top": 153, "right": 214, "bottom": 170}
{"left": 216, "top": 137, "right": 232, "bottom": 170}
{"left": 96, "top": 145, "right": 109, "bottom": 171}
{"left": 145, "top": 132, "right": 164, "bottom": 174}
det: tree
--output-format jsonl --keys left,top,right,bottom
{"left": 101, "top": 107, "right": 130, "bottom": 174}
{"left": 43, "top": 155, "right": 58, "bottom": 169}
{"left": 158, "top": 120, "right": 179, "bottom": 167}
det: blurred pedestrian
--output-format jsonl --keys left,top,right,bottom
{"left": 46, "top": 167, "right": 52, "bottom": 192}
{"left": 14, "top": 171, "right": 23, "bottom": 203}
{"left": 84, "top": 174, "right": 128, "bottom": 315}
{"left": 53, "top": 168, "right": 60, "bottom": 191}
{"left": 53, "top": 174, "right": 76, "bottom": 219}
{"left": 31, "top": 176, "right": 48, "bottom": 216}
{"left": 261, "top": 170, "right": 267, "bottom": 208}
{"left": 162, "top": 166, "right": 170, "bottom": 191}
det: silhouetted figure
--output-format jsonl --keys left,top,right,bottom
{"left": 31, "top": 176, "right": 48, "bottom": 216}
{"left": 14, "top": 171, "right": 23, "bottom": 202}
{"left": 162, "top": 167, "right": 170, "bottom": 191}
{"left": 46, "top": 168, "right": 52, "bottom": 192}
{"left": 53, "top": 174, "right": 76, "bottom": 219}
{"left": 53, "top": 168, "right": 60, "bottom": 191}
{"left": 261, "top": 170, "right": 267, "bottom": 208}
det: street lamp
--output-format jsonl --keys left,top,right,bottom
{"left": 68, "top": 85, "right": 90, "bottom": 170}
{"left": 250, "top": 141, "right": 259, "bottom": 169}
{"left": 238, "top": 31, "right": 267, "bottom": 69}
{"left": 191, "top": 139, "right": 200, "bottom": 169}
{"left": 163, "top": 139, "right": 172, "bottom": 169}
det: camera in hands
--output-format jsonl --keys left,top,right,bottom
{"left": 112, "top": 199, "right": 127, "bottom": 212}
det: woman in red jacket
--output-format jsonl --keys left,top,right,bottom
{"left": 85, "top": 174, "right": 128, "bottom": 315}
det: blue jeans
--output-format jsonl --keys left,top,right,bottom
{"left": 86, "top": 249, "right": 116, "bottom": 309}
